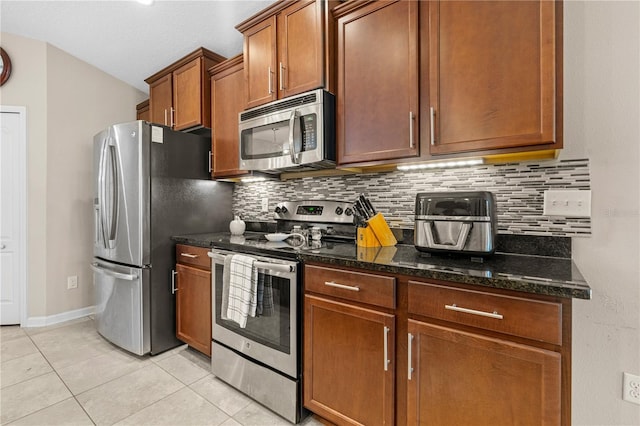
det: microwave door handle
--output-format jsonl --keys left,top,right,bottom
{"left": 288, "top": 109, "right": 301, "bottom": 164}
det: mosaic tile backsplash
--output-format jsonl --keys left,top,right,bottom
{"left": 232, "top": 158, "right": 591, "bottom": 237}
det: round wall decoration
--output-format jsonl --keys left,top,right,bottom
{"left": 0, "top": 48, "right": 12, "bottom": 86}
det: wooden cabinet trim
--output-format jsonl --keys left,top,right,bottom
{"left": 408, "top": 280, "right": 562, "bottom": 345}
{"left": 145, "top": 47, "right": 226, "bottom": 84}
{"left": 209, "top": 53, "right": 243, "bottom": 77}
{"left": 235, "top": 0, "right": 295, "bottom": 32}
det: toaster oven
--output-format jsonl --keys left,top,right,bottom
{"left": 414, "top": 191, "right": 497, "bottom": 256}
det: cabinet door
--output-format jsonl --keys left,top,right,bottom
{"left": 136, "top": 100, "right": 150, "bottom": 122}
{"left": 336, "top": 0, "right": 419, "bottom": 165}
{"left": 244, "top": 16, "right": 277, "bottom": 109}
{"left": 407, "top": 320, "right": 561, "bottom": 426}
{"left": 173, "top": 57, "right": 204, "bottom": 131}
{"left": 149, "top": 74, "right": 172, "bottom": 126}
{"left": 176, "top": 263, "right": 211, "bottom": 356}
{"left": 426, "top": 1, "right": 558, "bottom": 154}
{"left": 277, "top": 0, "right": 323, "bottom": 99}
{"left": 304, "top": 295, "right": 395, "bottom": 426}
{"left": 211, "top": 62, "right": 248, "bottom": 178}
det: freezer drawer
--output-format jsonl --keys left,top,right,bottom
{"left": 92, "top": 259, "right": 150, "bottom": 355}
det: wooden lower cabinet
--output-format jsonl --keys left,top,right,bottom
{"left": 303, "top": 264, "right": 571, "bottom": 425}
{"left": 304, "top": 295, "right": 395, "bottom": 426}
{"left": 407, "top": 320, "right": 561, "bottom": 425}
{"left": 175, "top": 245, "right": 212, "bottom": 356}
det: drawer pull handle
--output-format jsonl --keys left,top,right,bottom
{"left": 180, "top": 253, "right": 199, "bottom": 258}
{"left": 324, "top": 281, "right": 360, "bottom": 292}
{"left": 445, "top": 304, "right": 503, "bottom": 320}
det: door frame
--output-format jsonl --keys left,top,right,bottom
{"left": 1, "top": 106, "right": 28, "bottom": 326}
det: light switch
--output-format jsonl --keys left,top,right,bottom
{"left": 543, "top": 190, "right": 591, "bottom": 217}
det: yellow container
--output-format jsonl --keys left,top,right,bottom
{"left": 366, "top": 213, "right": 397, "bottom": 247}
{"left": 357, "top": 226, "right": 380, "bottom": 247}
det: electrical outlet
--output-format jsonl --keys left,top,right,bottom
{"left": 261, "top": 198, "right": 269, "bottom": 212}
{"left": 543, "top": 189, "right": 591, "bottom": 217}
{"left": 67, "top": 275, "right": 78, "bottom": 290}
{"left": 623, "top": 372, "right": 640, "bottom": 405}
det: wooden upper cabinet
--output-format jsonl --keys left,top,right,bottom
{"left": 335, "top": 0, "right": 419, "bottom": 165}
{"left": 173, "top": 57, "right": 204, "bottom": 131}
{"left": 210, "top": 55, "right": 249, "bottom": 179}
{"left": 145, "top": 48, "right": 226, "bottom": 131}
{"left": 237, "top": 0, "right": 328, "bottom": 109}
{"left": 243, "top": 16, "right": 278, "bottom": 109}
{"left": 424, "top": 1, "right": 561, "bottom": 155}
{"left": 277, "top": 0, "right": 324, "bottom": 99}
{"left": 136, "top": 99, "right": 150, "bottom": 122}
{"left": 149, "top": 74, "right": 173, "bottom": 126}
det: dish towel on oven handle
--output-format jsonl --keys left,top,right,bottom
{"left": 257, "top": 273, "right": 274, "bottom": 317}
{"left": 224, "top": 254, "right": 258, "bottom": 328}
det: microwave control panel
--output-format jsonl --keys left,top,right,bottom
{"left": 301, "top": 114, "right": 317, "bottom": 152}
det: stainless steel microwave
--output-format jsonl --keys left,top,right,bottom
{"left": 239, "top": 89, "right": 335, "bottom": 172}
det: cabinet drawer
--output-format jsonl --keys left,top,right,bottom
{"left": 305, "top": 265, "right": 395, "bottom": 309}
{"left": 408, "top": 281, "right": 561, "bottom": 345}
{"left": 175, "top": 244, "right": 211, "bottom": 270}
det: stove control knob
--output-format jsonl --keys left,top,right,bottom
{"left": 275, "top": 206, "right": 282, "bottom": 214}
{"left": 335, "top": 207, "right": 344, "bottom": 215}
{"left": 345, "top": 207, "right": 353, "bottom": 216}
{"left": 281, "top": 206, "right": 288, "bottom": 214}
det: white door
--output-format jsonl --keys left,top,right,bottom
{"left": 0, "top": 107, "right": 27, "bottom": 325}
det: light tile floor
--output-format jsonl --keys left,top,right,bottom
{"left": 0, "top": 317, "right": 327, "bottom": 426}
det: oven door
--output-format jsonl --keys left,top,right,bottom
{"left": 208, "top": 249, "right": 299, "bottom": 378}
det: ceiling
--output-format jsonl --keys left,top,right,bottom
{"left": 0, "top": 0, "right": 276, "bottom": 94}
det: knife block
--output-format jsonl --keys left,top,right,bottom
{"left": 356, "top": 213, "right": 398, "bottom": 247}
{"left": 357, "top": 226, "right": 380, "bottom": 247}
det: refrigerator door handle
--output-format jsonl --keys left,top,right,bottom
{"left": 91, "top": 263, "right": 137, "bottom": 281}
{"left": 98, "top": 139, "right": 109, "bottom": 248}
{"left": 105, "top": 138, "right": 118, "bottom": 249}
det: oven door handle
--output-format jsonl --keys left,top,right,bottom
{"left": 208, "top": 252, "right": 296, "bottom": 273}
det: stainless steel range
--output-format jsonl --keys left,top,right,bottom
{"left": 208, "top": 200, "right": 355, "bottom": 423}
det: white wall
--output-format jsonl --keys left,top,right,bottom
{"left": 562, "top": 2, "right": 640, "bottom": 424}
{"left": 0, "top": 32, "right": 146, "bottom": 321}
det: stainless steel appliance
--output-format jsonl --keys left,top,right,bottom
{"left": 414, "top": 191, "right": 497, "bottom": 256}
{"left": 239, "top": 89, "right": 335, "bottom": 173}
{"left": 92, "top": 120, "right": 232, "bottom": 356}
{"left": 208, "top": 199, "right": 355, "bottom": 423}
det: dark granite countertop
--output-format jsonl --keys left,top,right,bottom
{"left": 172, "top": 232, "right": 591, "bottom": 300}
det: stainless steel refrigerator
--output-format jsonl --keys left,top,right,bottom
{"left": 92, "top": 120, "right": 231, "bottom": 356}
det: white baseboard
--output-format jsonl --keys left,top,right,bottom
{"left": 24, "top": 305, "right": 95, "bottom": 328}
